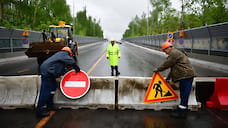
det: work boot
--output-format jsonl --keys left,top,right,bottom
{"left": 170, "top": 105, "right": 187, "bottom": 118}
{"left": 116, "top": 71, "right": 120, "bottom": 76}
{"left": 37, "top": 111, "right": 50, "bottom": 117}
{"left": 47, "top": 106, "right": 57, "bottom": 111}
{"left": 111, "top": 72, "right": 114, "bottom": 76}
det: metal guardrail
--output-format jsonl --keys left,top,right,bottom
{"left": 123, "top": 22, "right": 228, "bottom": 56}
{"left": 0, "top": 27, "right": 105, "bottom": 52}
{"left": 73, "top": 35, "right": 104, "bottom": 44}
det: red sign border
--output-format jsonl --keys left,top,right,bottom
{"left": 144, "top": 72, "right": 178, "bottom": 103}
{"left": 60, "top": 70, "right": 90, "bottom": 99}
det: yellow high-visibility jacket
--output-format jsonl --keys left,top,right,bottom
{"left": 106, "top": 43, "right": 121, "bottom": 66}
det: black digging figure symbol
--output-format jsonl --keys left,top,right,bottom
{"left": 153, "top": 81, "right": 172, "bottom": 98}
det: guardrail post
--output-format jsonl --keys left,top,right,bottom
{"left": 206, "top": 26, "right": 212, "bottom": 56}
{"left": 9, "top": 29, "right": 14, "bottom": 53}
{"left": 159, "top": 35, "right": 161, "bottom": 48}
{"left": 115, "top": 79, "right": 118, "bottom": 109}
{"left": 10, "top": 37, "right": 13, "bottom": 53}
{"left": 189, "top": 30, "right": 193, "bottom": 53}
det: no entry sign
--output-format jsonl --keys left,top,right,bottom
{"left": 60, "top": 70, "right": 90, "bottom": 99}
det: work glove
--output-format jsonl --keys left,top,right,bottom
{"left": 165, "top": 77, "right": 170, "bottom": 83}
{"left": 74, "top": 65, "right": 80, "bottom": 73}
{"left": 152, "top": 68, "right": 158, "bottom": 73}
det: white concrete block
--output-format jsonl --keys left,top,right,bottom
{"left": 0, "top": 75, "right": 39, "bottom": 109}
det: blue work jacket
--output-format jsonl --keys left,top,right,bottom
{"left": 40, "top": 51, "right": 76, "bottom": 78}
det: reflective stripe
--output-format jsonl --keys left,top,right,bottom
{"left": 109, "top": 51, "right": 118, "bottom": 55}
{"left": 178, "top": 105, "right": 187, "bottom": 109}
{"left": 50, "top": 91, "right": 55, "bottom": 94}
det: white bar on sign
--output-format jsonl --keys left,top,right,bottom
{"left": 65, "top": 81, "right": 86, "bottom": 87}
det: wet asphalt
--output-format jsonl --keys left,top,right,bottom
{"left": 0, "top": 41, "right": 228, "bottom": 77}
{"left": 0, "top": 107, "right": 228, "bottom": 128}
{"left": 78, "top": 41, "right": 228, "bottom": 77}
{"left": 0, "top": 41, "right": 228, "bottom": 128}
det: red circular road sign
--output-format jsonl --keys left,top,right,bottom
{"left": 60, "top": 70, "right": 90, "bottom": 99}
{"left": 23, "top": 38, "right": 29, "bottom": 44}
{"left": 179, "top": 38, "right": 184, "bottom": 45}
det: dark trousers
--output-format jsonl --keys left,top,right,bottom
{"left": 179, "top": 77, "right": 194, "bottom": 107}
{"left": 111, "top": 66, "right": 119, "bottom": 75}
{"left": 37, "top": 76, "right": 57, "bottom": 115}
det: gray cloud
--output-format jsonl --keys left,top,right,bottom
{"left": 67, "top": 0, "right": 181, "bottom": 40}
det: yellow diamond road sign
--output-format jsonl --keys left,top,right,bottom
{"left": 144, "top": 72, "right": 178, "bottom": 103}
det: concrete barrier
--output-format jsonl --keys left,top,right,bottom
{"left": 0, "top": 75, "right": 38, "bottom": 109}
{"left": 0, "top": 75, "right": 217, "bottom": 111}
{"left": 52, "top": 76, "right": 116, "bottom": 110}
{"left": 118, "top": 76, "right": 200, "bottom": 111}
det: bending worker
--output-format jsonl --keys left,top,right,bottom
{"left": 153, "top": 42, "right": 196, "bottom": 118}
{"left": 36, "top": 47, "right": 80, "bottom": 117}
{"left": 106, "top": 38, "right": 121, "bottom": 76}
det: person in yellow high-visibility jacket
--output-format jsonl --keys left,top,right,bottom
{"left": 106, "top": 38, "right": 121, "bottom": 76}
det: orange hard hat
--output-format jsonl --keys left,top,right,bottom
{"left": 61, "top": 47, "right": 73, "bottom": 56}
{"left": 162, "top": 42, "right": 173, "bottom": 51}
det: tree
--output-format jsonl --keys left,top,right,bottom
{"left": 1, "top": 0, "right": 74, "bottom": 31}
{"left": 185, "top": 0, "right": 228, "bottom": 25}
{"left": 1, "top": 0, "right": 4, "bottom": 19}
{"left": 74, "top": 8, "right": 103, "bottom": 37}
{"left": 123, "top": 0, "right": 228, "bottom": 38}
{"left": 150, "top": 0, "right": 171, "bottom": 33}
{"left": 184, "top": 14, "right": 202, "bottom": 28}
{"left": 161, "top": 8, "right": 180, "bottom": 32}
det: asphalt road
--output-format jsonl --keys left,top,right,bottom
{"left": 0, "top": 41, "right": 228, "bottom": 77}
{"left": 0, "top": 41, "right": 228, "bottom": 128}
{"left": 0, "top": 108, "right": 228, "bottom": 128}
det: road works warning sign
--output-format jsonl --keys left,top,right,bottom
{"left": 22, "top": 29, "right": 30, "bottom": 37}
{"left": 144, "top": 72, "right": 178, "bottom": 103}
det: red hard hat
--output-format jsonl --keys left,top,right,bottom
{"left": 162, "top": 42, "right": 173, "bottom": 51}
{"left": 61, "top": 47, "right": 73, "bottom": 56}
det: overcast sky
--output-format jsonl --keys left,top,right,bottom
{"left": 66, "top": 0, "right": 181, "bottom": 40}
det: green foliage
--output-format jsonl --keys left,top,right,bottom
{"left": 1, "top": 0, "right": 103, "bottom": 37}
{"left": 123, "top": 0, "right": 228, "bottom": 38}
{"left": 0, "top": 18, "right": 13, "bottom": 28}
{"left": 1, "top": 0, "right": 71, "bottom": 31}
{"left": 184, "top": 14, "right": 202, "bottom": 28}
{"left": 74, "top": 8, "right": 103, "bottom": 37}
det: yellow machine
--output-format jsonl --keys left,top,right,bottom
{"left": 25, "top": 21, "right": 78, "bottom": 66}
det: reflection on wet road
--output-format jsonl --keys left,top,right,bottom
{"left": 1, "top": 41, "right": 228, "bottom": 77}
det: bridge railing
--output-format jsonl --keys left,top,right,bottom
{"left": 0, "top": 27, "right": 105, "bottom": 52}
{"left": 73, "top": 35, "right": 104, "bottom": 44}
{"left": 123, "top": 22, "right": 228, "bottom": 57}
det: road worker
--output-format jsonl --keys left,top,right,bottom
{"left": 36, "top": 47, "right": 80, "bottom": 117}
{"left": 153, "top": 42, "right": 196, "bottom": 118}
{"left": 106, "top": 38, "right": 121, "bottom": 76}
